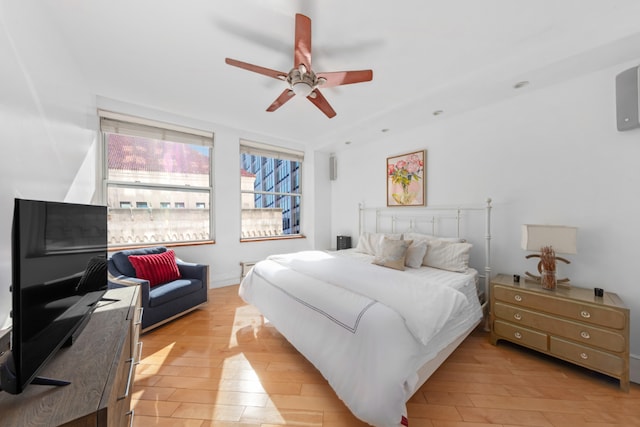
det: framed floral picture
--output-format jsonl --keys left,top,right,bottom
{"left": 387, "top": 150, "right": 426, "bottom": 206}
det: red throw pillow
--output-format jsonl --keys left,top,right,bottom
{"left": 128, "top": 250, "right": 181, "bottom": 287}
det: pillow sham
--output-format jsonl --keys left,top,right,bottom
{"left": 404, "top": 240, "right": 428, "bottom": 268}
{"left": 372, "top": 238, "right": 412, "bottom": 271}
{"left": 128, "top": 249, "right": 181, "bottom": 287}
{"left": 423, "top": 239, "right": 472, "bottom": 273}
{"left": 355, "top": 232, "right": 402, "bottom": 256}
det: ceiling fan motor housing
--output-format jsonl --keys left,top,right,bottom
{"left": 287, "top": 66, "right": 321, "bottom": 97}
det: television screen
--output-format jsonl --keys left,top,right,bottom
{"left": 0, "top": 199, "right": 107, "bottom": 394}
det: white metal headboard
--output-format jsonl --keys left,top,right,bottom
{"left": 358, "top": 198, "right": 493, "bottom": 316}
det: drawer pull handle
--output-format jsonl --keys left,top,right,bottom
{"left": 580, "top": 331, "right": 591, "bottom": 339}
{"left": 580, "top": 352, "right": 589, "bottom": 360}
{"left": 118, "top": 358, "right": 135, "bottom": 400}
{"left": 136, "top": 307, "right": 144, "bottom": 326}
{"left": 514, "top": 295, "right": 523, "bottom": 302}
{"left": 513, "top": 313, "right": 522, "bottom": 321}
{"left": 514, "top": 332, "right": 523, "bottom": 339}
{"left": 135, "top": 341, "right": 144, "bottom": 365}
{"left": 580, "top": 310, "right": 591, "bottom": 319}
{"left": 126, "top": 410, "right": 135, "bottom": 427}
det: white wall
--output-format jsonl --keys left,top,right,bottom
{"left": 0, "top": 2, "right": 325, "bottom": 329}
{"left": 330, "top": 61, "right": 640, "bottom": 382}
{"left": 0, "top": 1, "right": 100, "bottom": 328}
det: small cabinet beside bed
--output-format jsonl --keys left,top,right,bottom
{"left": 489, "top": 274, "right": 630, "bottom": 391}
{"left": 239, "top": 201, "right": 492, "bottom": 427}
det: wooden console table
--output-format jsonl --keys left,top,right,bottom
{"left": 0, "top": 286, "right": 142, "bottom": 426}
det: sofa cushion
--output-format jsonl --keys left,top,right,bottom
{"left": 128, "top": 250, "right": 181, "bottom": 287}
{"left": 148, "top": 278, "right": 203, "bottom": 308}
{"left": 111, "top": 246, "right": 167, "bottom": 278}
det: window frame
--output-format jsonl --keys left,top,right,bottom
{"left": 100, "top": 110, "right": 214, "bottom": 248}
{"left": 239, "top": 139, "right": 304, "bottom": 242}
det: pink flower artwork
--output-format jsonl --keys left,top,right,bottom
{"left": 386, "top": 150, "right": 426, "bottom": 206}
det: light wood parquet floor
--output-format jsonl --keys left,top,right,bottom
{"left": 131, "top": 285, "right": 640, "bottom": 427}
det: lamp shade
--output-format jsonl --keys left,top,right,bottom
{"left": 521, "top": 224, "right": 578, "bottom": 254}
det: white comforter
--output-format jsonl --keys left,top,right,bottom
{"left": 239, "top": 250, "right": 482, "bottom": 427}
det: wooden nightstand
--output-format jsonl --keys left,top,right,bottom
{"left": 489, "top": 274, "right": 630, "bottom": 391}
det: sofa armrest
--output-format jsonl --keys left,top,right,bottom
{"left": 177, "top": 262, "right": 208, "bottom": 284}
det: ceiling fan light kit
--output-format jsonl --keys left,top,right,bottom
{"left": 225, "top": 13, "right": 373, "bottom": 118}
{"left": 288, "top": 65, "right": 317, "bottom": 97}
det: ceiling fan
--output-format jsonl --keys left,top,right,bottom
{"left": 225, "top": 13, "right": 373, "bottom": 118}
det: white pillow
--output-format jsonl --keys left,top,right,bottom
{"left": 355, "top": 232, "right": 376, "bottom": 254}
{"left": 405, "top": 240, "right": 428, "bottom": 268}
{"left": 403, "top": 232, "right": 465, "bottom": 243}
{"left": 355, "top": 232, "right": 402, "bottom": 256}
{"left": 373, "top": 238, "right": 412, "bottom": 271}
{"left": 423, "top": 239, "right": 472, "bottom": 272}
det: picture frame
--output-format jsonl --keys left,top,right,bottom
{"left": 386, "top": 150, "right": 426, "bottom": 206}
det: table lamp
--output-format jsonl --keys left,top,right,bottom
{"left": 521, "top": 224, "right": 577, "bottom": 289}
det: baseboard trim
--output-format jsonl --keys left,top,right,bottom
{"left": 631, "top": 354, "right": 640, "bottom": 385}
{"left": 210, "top": 273, "right": 240, "bottom": 288}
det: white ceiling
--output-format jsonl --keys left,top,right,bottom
{"left": 39, "top": 0, "right": 640, "bottom": 152}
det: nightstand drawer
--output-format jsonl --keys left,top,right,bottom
{"left": 493, "top": 285, "right": 625, "bottom": 329}
{"left": 493, "top": 302, "right": 626, "bottom": 352}
{"left": 550, "top": 337, "right": 624, "bottom": 376}
{"left": 493, "top": 320, "right": 548, "bottom": 351}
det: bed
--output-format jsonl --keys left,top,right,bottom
{"left": 239, "top": 199, "right": 492, "bottom": 427}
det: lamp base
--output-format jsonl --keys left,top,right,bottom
{"left": 524, "top": 271, "right": 571, "bottom": 289}
{"left": 541, "top": 269, "right": 557, "bottom": 290}
{"left": 525, "top": 253, "right": 572, "bottom": 285}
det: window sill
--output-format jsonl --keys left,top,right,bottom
{"left": 108, "top": 240, "right": 215, "bottom": 251}
{"left": 240, "top": 235, "right": 306, "bottom": 243}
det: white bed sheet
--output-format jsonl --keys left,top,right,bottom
{"left": 239, "top": 249, "right": 482, "bottom": 427}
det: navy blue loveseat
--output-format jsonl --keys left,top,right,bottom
{"left": 107, "top": 247, "right": 208, "bottom": 332}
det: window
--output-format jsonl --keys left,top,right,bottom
{"left": 240, "top": 140, "right": 303, "bottom": 240}
{"left": 101, "top": 111, "right": 214, "bottom": 247}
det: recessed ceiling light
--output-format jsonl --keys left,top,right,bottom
{"left": 433, "top": 110, "right": 444, "bottom": 116}
{"left": 514, "top": 81, "right": 529, "bottom": 89}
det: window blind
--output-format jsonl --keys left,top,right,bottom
{"left": 240, "top": 139, "right": 304, "bottom": 162}
{"left": 99, "top": 110, "right": 213, "bottom": 147}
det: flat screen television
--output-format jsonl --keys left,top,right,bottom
{"left": 0, "top": 198, "right": 108, "bottom": 394}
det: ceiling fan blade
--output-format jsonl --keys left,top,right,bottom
{"left": 294, "top": 14, "right": 312, "bottom": 71}
{"left": 225, "top": 58, "right": 287, "bottom": 80}
{"left": 307, "top": 89, "right": 336, "bottom": 118}
{"left": 316, "top": 70, "right": 373, "bottom": 88}
{"left": 266, "top": 89, "right": 295, "bottom": 112}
